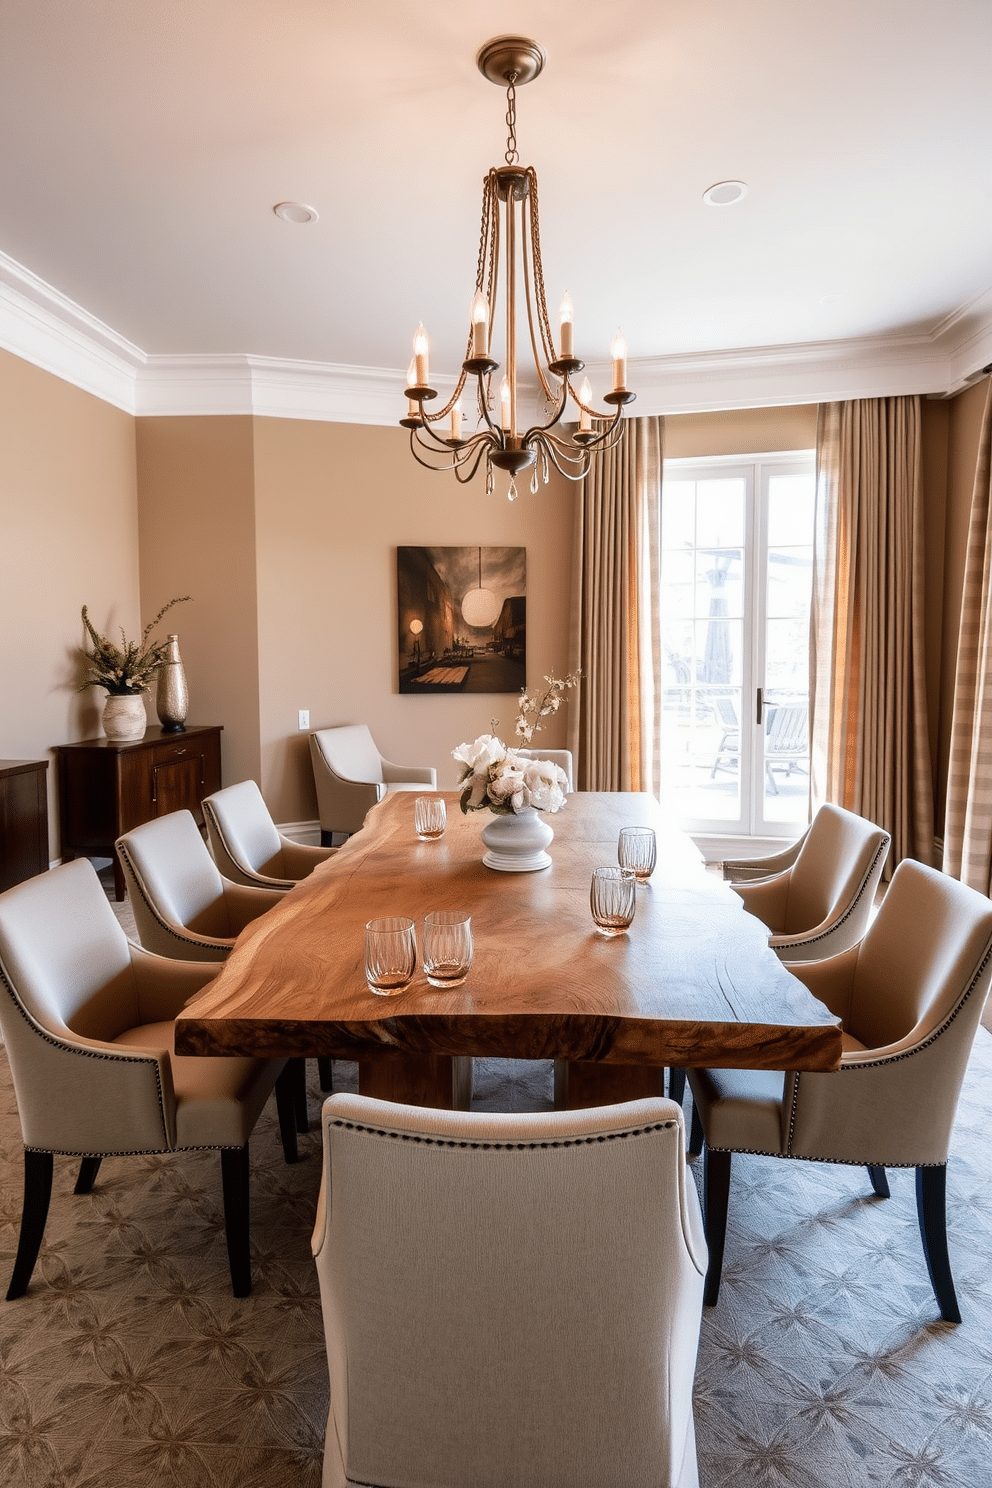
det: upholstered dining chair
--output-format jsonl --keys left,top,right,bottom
{"left": 722, "top": 826, "right": 810, "bottom": 883}
{"left": 0, "top": 859, "right": 299, "bottom": 1299}
{"left": 203, "top": 778, "right": 336, "bottom": 890}
{"left": 309, "top": 724, "right": 437, "bottom": 842}
{"left": 728, "top": 803, "right": 890, "bottom": 963}
{"left": 513, "top": 746, "right": 574, "bottom": 791}
{"left": 311, "top": 1093, "right": 706, "bottom": 1488}
{"left": 118, "top": 809, "right": 329, "bottom": 1103}
{"left": 116, "top": 808, "right": 285, "bottom": 962}
{"left": 686, "top": 858, "right": 992, "bottom": 1322}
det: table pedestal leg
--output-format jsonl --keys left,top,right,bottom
{"left": 555, "top": 1059, "right": 665, "bottom": 1110}
{"left": 359, "top": 1054, "right": 474, "bottom": 1110}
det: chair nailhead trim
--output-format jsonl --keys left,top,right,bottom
{"left": 775, "top": 835, "right": 889, "bottom": 951}
{"left": 783, "top": 932, "right": 992, "bottom": 1155}
{"left": 331, "top": 1119, "right": 677, "bottom": 1150}
{"left": 118, "top": 842, "right": 230, "bottom": 952}
{"left": 0, "top": 963, "right": 170, "bottom": 1147}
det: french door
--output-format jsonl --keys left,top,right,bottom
{"left": 659, "top": 452, "right": 816, "bottom": 839}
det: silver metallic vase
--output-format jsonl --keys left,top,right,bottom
{"left": 156, "top": 634, "right": 189, "bottom": 733}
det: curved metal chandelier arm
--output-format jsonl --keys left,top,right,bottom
{"left": 531, "top": 430, "right": 592, "bottom": 483}
{"left": 578, "top": 404, "right": 625, "bottom": 450}
{"left": 453, "top": 437, "right": 496, "bottom": 484}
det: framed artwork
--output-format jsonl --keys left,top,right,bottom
{"left": 398, "top": 546, "right": 526, "bottom": 694}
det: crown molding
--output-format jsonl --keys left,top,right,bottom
{"left": 2, "top": 246, "right": 991, "bottom": 423}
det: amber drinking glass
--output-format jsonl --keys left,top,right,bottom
{"left": 590, "top": 867, "right": 637, "bottom": 936}
{"left": 365, "top": 916, "right": 417, "bottom": 996}
{"left": 618, "top": 826, "right": 657, "bottom": 883}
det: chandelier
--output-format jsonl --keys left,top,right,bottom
{"left": 401, "top": 36, "right": 635, "bottom": 501}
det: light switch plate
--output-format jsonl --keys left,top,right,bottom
{"left": 298, "top": 710, "right": 310, "bottom": 730}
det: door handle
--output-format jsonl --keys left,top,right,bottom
{"left": 756, "top": 687, "right": 763, "bottom": 725}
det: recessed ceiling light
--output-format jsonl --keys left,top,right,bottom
{"left": 702, "top": 180, "right": 748, "bottom": 207}
{"left": 273, "top": 202, "right": 318, "bottom": 224}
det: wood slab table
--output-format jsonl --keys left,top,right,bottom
{"left": 175, "top": 791, "right": 843, "bottom": 1107}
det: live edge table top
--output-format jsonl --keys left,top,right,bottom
{"left": 174, "top": 791, "right": 843, "bottom": 1075}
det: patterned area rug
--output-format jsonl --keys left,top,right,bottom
{"left": 1, "top": 1038, "right": 990, "bottom": 1486}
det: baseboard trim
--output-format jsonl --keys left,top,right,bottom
{"left": 278, "top": 819, "right": 322, "bottom": 847}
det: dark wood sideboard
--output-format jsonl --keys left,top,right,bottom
{"left": 0, "top": 759, "right": 50, "bottom": 892}
{"left": 54, "top": 725, "right": 222, "bottom": 900}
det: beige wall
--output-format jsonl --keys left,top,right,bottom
{"left": 6, "top": 348, "right": 986, "bottom": 854}
{"left": 0, "top": 349, "right": 139, "bottom": 857}
{"left": 135, "top": 417, "right": 262, "bottom": 792}
{"left": 251, "top": 419, "right": 571, "bottom": 825}
{"left": 664, "top": 404, "right": 817, "bottom": 459}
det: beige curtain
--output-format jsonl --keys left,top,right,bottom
{"left": 567, "top": 416, "right": 663, "bottom": 792}
{"left": 943, "top": 379, "right": 992, "bottom": 889}
{"left": 810, "top": 397, "right": 933, "bottom": 869}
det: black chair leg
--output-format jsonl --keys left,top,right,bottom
{"left": 688, "top": 1101, "right": 704, "bottom": 1157}
{"left": 667, "top": 1067, "right": 686, "bottom": 1107}
{"left": 74, "top": 1156, "right": 103, "bottom": 1194}
{"left": 916, "top": 1164, "right": 961, "bottom": 1324}
{"left": 7, "top": 1150, "right": 54, "bottom": 1300}
{"left": 275, "top": 1065, "right": 299, "bottom": 1164}
{"left": 220, "top": 1145, "right": 252, "bottom": 1298}
{"left": 289, "top": 1056, "right": 308, "bottom": 1132}
{"left": 320, "top": 829, "right": 334, "bottom": 848}
{"left": 703, "top": 1147, "right": 732, "bottom": 1307}
{"left": 866, "top": 1164, "right": 890, "bottom": 1198}
{"left": 317, "top": 1057, "right": 334, "bottom": 1092}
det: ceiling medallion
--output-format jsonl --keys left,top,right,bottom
{"left": 401, "top": 36, "right": 635, "bottom": 501}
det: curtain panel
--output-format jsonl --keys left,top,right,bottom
{"left": 943, "top": 378, "right": 992, "bottom": 890}
{"left": 810, "top": 397, "right": 933, "bottom": 870}
{"left": 567, "top": 417, "right": 663, "bottom": 793}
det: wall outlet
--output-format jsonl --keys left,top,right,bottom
{"left": 298, "top": 709, "right": 310, "bottom": 730}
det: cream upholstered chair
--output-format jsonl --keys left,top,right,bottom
{"left": 309, "top": 725, "right": 437, "bottom": 841}
{"left": 722, "top": 826, "right": 811, "bottom": 883}
{"left": 203, "top": 779, "right": 336, "bottom": 890}
{"left": 119, "top": 808, "right": 330, "bottom": 1105}
{"left": 0, "top": 859, "right": 299, "bottom": 1299}
{"left": 311, "top": 1093, "right": 706, "bottom": 1488}
{"left": 687, "top": 859, "right": 992, "bottom": 1322}
{"left": 116, "top": 809, "right": 284, "bottom": 962}
{"left": 512, "top": 746, "right": 574, "bottom": 791}
{"left": 729, "top": 803, "right": 890, "bottom": 963}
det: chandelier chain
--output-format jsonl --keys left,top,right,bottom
{"left": 504, "top": 76, "right": 519, "bottom": 166}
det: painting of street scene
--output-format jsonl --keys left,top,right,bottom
{"left": 398, "top": 546, "right": 526, "bottom": 694}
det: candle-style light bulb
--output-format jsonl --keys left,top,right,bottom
{"left": 471, "top": 291, "right": 489, "bottom": 357}
{"left": 500, "top": 377, "right": 512, "bottom": 431}
{"left": 413, "top": 323, "right": 430, "bottom": 386}
{"left": 610, "top": 328, "right": 627, "bottom": 392}
{"left": 578, "top": 376, "right": 593, "bottom": 433}
{"left": 559, "top": 291, "right": 574, "bottom": 358}
{"left": 450, "top": 399, "right": 462, "bottom": 442}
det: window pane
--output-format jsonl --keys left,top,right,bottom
{"left": 696, "top": 479, "right": 745, "bottom": 548}
{"left": 695, "top": 550, "right": 743, "bottom": 619}
{"left": 766, "top": 548, "right": 813, "bottom": 619}
{"left": 767, "top": 475, "right": 815, "bottom": 546}
{"left": 661, "top": 481, "right": 696, "bottom": 549}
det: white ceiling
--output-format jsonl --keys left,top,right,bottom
{"left": 2, "top": 0, "right": 991, "bottom": 420}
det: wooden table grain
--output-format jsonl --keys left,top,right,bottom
{"left": 174, "top": 792, "right": 843, "bottom": 1107}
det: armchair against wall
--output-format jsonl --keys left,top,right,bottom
{"left": 309, "top": 725, "right": 436, "bottom": 842}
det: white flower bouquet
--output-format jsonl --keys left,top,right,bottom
{"left": 453, "top": 671, "right": 578, "bottom": 817}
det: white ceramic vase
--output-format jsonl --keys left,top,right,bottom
{"left": 480, "top": 805, "right": 554, "bottom": 872}
{"left": 102, "top": 693, "right": 147, "bottom": 741}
